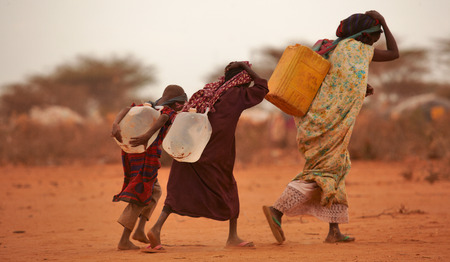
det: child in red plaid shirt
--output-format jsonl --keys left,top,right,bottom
{"left": 111, "top": 85, "right": 187, "bottom": 250}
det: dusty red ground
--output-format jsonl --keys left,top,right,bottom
{"left": 1, "top": 161, "right": 449, "bottom": 261}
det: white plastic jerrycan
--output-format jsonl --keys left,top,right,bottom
{"left": 114, "top": 104, "right": 161, "bottom": 154}
{"left": 163, "top": 108, "right": 212, "bottom": 162}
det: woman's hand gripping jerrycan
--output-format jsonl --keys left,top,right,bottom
{"left": 163, "top": 108, "right": 212, "bottom": 163}
{"left": 114, "top": 104, "right": 160, "bottom": 154}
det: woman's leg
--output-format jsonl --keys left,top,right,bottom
{"left": 147, "top": 205, "right": 172, "bottom": 247}
{"left": 270, "top": 206, "right": 284, "bottom": 224}
{"left": 273, "top": 182, "right": 313, "bottom": 216}
{"left": 262, "top": 205, "right": 285, "bottom": 244}
{"left": 264, "top": 182, "right": 314, "bottom": 243}
{"left": 226, "top": 218, "right": 254, "bottom": 247}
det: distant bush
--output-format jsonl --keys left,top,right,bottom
{"left": 0, "top": 113, "right": 182, "bottom": 166}
{"left": 0, "top": 109, "right": 448, "bottom": 169}
{"left": 0, "top": 114, "right": 117, "bottom": 165}
{"left": 349, "top": 111, "right": 450, "bottom": 161}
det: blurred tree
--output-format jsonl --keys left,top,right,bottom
{"left": 203, "top": 46, "right": 284, "bottom": 85}
{"left": 436, "top": 38, "right": 450, "bottom": 71}
{"left": 366, "top": 39, "right": 450, "bottom": 111}
{"left": 369, "top": 46, "right": 430, "bottom": 97}
{"left": 252, "top": 47, "right": 284, "bottom": 80}
{"left": 0, "top": 55, "right": 154, "bottom": 120}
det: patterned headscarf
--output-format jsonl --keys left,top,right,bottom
{"left": 313, "top": 13, "right": 382, "bottom": 58}
{"left": 182, "top": 61, "right": 253, "bottom": 113}
{"left": 336, "top": 13, "right": 380, "bottom": 38}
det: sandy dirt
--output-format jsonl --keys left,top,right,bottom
{"left": 0, "top": 161, "right": 449, "bottom": 261}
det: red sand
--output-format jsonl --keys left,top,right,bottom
{"left": 1, "top": 161, "right": 449, "bottom": 261}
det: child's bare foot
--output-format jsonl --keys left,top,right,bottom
{"left": 117, "top": 239, "right": 140, "bottom": 250}
{"left": 147, "top": 228, "right": 161, "bottom": 248}
{"left": 132, "top": 230, "right": 150, "bottom": 244}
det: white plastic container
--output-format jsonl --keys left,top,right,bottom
{"left": 163, "top": 108, "right": 212, "bottom": 162}
{"left": 114, "top": 104, "right": 160, "bottom": 154}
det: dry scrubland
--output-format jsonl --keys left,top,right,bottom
{"left": 0, "top": 93, "right": 449, "bottom": 261}
{"left": 0, "top": 161, "right": 449, "bottom": 261}
{"left": 1, "top": 109, "right": 449, "bottom": 172}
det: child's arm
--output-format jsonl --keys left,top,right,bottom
{"left": 111, "top": 106, "right": 132, "bottom": 143}
{"left": 129, "top": 113, "right": 170, "bottom": 147}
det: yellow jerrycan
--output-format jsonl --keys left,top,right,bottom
{"left": 265, "top": 44, "right": 330, "bottom": 117}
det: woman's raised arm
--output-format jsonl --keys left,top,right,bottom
{"left": 367, "top": 10, "right": 400, "bottom": 62}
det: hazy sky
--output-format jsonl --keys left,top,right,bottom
{"left": 1, "top": 0, "right": 449, "bottom": 98}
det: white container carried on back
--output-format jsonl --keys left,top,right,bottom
{"left": 163, "top": 108, "right": 212, "bottom": 163}
{"left": 114, "top": 104, "right": 161, "bottom": 154}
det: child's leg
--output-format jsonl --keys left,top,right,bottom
{"left": 117, "top": 203, "right": 143, "bottom": 250}
{"left": 132, "top": 181, "right": 162, "bottom": 243}
{"left": 118, "top": 227, "right": 139, "bottom": 250}
{"left": 132, "top": 216, "right": 150, "bottom": 244}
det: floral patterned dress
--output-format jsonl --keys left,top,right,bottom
{"left": 273, "top": 39, "right": 374, "bottom": 224}
{"left": 293, "top": 38, "right": 374, "bottom": 207}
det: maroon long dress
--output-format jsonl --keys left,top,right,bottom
{"left": 164, "top": 78, "right": 268, "bottom": 221}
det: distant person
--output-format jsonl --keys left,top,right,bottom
{"left": 111, "top": 85, "right": 187, "bottom": 250}
{"left": 263, "top": 10, "right": 399, "bottom": 244}
{"left": 142, "top": 61, "right": 268, "bottom": 253}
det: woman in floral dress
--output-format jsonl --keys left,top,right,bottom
{"left": 263, "top": 10, "right": 399, "bottom": 244}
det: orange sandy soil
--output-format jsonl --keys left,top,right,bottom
{"left": 0, "top": 161, "right": 449, "bottom": 261}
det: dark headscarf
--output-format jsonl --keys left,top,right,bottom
{"left": 313, "top": 13, "right": 382, "bottom": 58}
{"left": 181, "top": 62, "right": 253, "bottom": 113}
{"left": 336, "top": 13, "right": 380, "bottom": 38}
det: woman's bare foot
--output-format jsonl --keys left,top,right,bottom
{"left": 117, "top": 239, "right": 140, "bottom": 250}
{"left": 132, "top": 230, "right": 150, "bottom": 244}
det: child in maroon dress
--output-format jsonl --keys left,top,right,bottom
{"left": 142, "top": 62, "right": 269, "bottom": 253}
{"left": 111, "top": 85, "right": 187, "bottom": 250}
